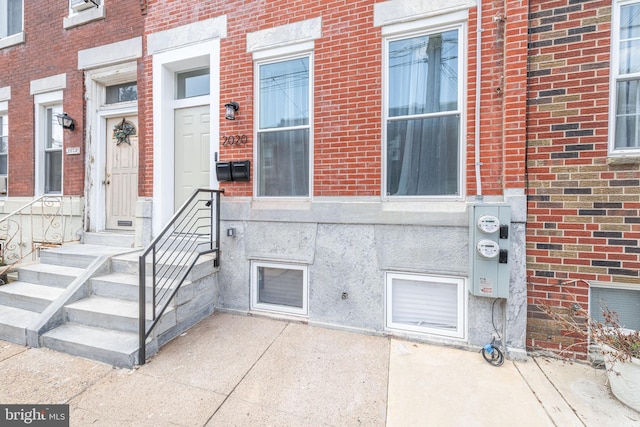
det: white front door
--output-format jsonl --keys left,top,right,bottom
{"left": 174, "top": 106, "right": 210, "bottom": 211}
{"left": 105, "top": 116, "right": 138, "bottom": 230}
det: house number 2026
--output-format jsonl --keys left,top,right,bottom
{"left": 222, "top": 135, "right": 248, "bottom": 146}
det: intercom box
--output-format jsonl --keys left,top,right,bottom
{"left": 469, "top": 204, "right": 511, "bottom": 299}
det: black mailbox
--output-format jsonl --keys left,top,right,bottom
{"left": 231, "top": 160, "right": 250, "bottom": 181}
{"left": 216, "top": 162, "right": 232, "bottom": 181}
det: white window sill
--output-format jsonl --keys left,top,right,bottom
{"left": 0, "top": 33, "right": 25, "bottom": 50}
{"left": 63, "top": 6, "right": 105, "bottom": 30}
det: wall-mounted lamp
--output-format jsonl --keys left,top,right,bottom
{"left": 224, "top": 102, "right": 239, "bottom": 120}
{"left": 56, "top": 113, "right": 75, "bottom": 131}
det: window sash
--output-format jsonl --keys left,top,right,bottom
{"left": 385, "top": 27, "right": 462, "bottom": 197}
{"left": 0, "top": 114, "right": 7, "bottom": 180}
{"left": 256, "top": 55, "right": 311, "bottom": 198}
{"left": 44, "top": 106, "right": 62, "bottom": 194}
{"left": 251, "top": 261, "right": 308, "bottom": 316}
{"left": 386, "top": 272, "right": 465, "bottom": 338}
{"left": 612, "top": 2, "right": 640, "bottom": 151}
{"left": 1, "top": 0, "right": 22, "bottom": 38}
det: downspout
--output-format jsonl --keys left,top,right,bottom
{"left": 475, "top": 0, "right": 484, "bottom": 201}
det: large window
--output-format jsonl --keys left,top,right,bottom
{"left": 612, "top": 2, "right": 640, "bottom": 152}
{"left": 256, "top": 56, "right": 311, "bottom": 197}
{"left": 0, "top": 114, "right": 7, "bottom": 195}
{"left": 44, "top": 106, "right": 63, "bottom": 194}
{"left": 0, "top": 0, "right": 22, "bottom": 39}
{"left": 386, "top": 272, "right": 465, "bottom": 339}
{"left": 385, "top": 27, "right": 462, "bottom": 197}
{"left": 251, "top": 261, "right": 308, "bottom": 316}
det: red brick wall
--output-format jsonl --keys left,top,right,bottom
{"left": 0, "top": 0, "right": 144, "bottom": 197}
{"left": 526, "top": 0, "right": 640, "bottom": 357}
{"left": 142, "top": 0, "right": 525, "bottom": 198}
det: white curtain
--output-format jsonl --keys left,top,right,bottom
{"left": 387, "top": 31, "right": 459, "bottom": 196}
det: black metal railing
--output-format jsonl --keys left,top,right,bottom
{"left": 138, "top": 188, "right": 224, "bottom": 365}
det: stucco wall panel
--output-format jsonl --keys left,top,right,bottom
{"left": 245, "top": 222, "right": 317, "bottom": 263}
{"left": 375, "top": 225, "right": 468, "bottom": 275}
{"left": 309, "top": 224, "right": 384, "bottom": 331}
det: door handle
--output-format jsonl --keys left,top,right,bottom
{"left": 103, "top": 173, "right": 111, "bottom": 185}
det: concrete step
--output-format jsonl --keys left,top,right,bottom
{"left": 112, "top": 251, "right": 217, "bottom": 281}
{"left": 0, "top": 281, "right": 65, "bottom": 312}
{"left": 0, "top": 305, "right": 40, "bottom": 345}
{"left": 16, "top": 263, "right": 85, "bottom": 288}
{"left": 65, "top": 296, "right": 140, "bottom": 333}
{"left": 90, "top": 272, "right": 141, "bottom": 302}
{"left": 90, "top": 272, "right": 192, "bottom": 304}
{"left": 64, "top": 296, "right": 176, "bottom": 335}
{"left": 39, "top": 243, "right": 133, "bottom": 268}
{"left": 83, "top": 232, "right": 136, "bottom": 248}
{"left": 41, "top": 323, "right": 139, "bottom": 368}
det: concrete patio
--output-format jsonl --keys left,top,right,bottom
{"left": 0, "top": 312, "right": 638, "bottom": 426}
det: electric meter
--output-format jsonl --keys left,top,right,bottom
{"left": 477, "top": 239, "right": 500, "bottom": 258}
{"left": 477, "top": 215, "right": 500, "bottom": 234}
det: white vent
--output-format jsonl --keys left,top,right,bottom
{"left": 71, "top": 0, "right": 96, "bottom": 12}
{"left": 0, "top": 176, "right": 7, "bottom": 195}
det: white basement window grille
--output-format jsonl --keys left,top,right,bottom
{"left": 251, "top": 261, "right": 308, "bottom": 316}
{"left": 386, "top": 272, "right": 465, "bottom": 339}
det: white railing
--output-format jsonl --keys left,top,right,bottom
{"left": 0, "top": 195, "right": 82, "bottom": 278}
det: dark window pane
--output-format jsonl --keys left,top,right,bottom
{"left": 45, "top": 150, "right": 62, "bottom": 193}
{"left": 7, "top": 0, "right": 23, "bottom": 36}
{"left": 106, "top": 82, "right": 138, "bottom": 104}
{"left": 387, "top": 115, "right": 459, "bottom": 196}
{"left": 615, "top": 79, "right": 640, "bottom": 148}
{"left": 258, "top": 129, "right": 309, "bottom": 197}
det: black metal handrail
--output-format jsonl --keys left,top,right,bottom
{"left": 138, "top": 188, "right": 224, "bottom": 365}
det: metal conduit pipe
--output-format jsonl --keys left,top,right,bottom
{"left": 475, "top": 0, "right": 484, "bottom": 200}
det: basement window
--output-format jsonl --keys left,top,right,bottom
{"left": 590, "top": 285, "right": 640, "bottom": 331}
{"left": 386, "top": 272, "right": 465, "bottom": 339}
{"left": 251, "top": 261, "right": 308, "bottom": 316}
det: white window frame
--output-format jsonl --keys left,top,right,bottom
{"left": 64, "top": 0, "right": 105, "bottom": 29}
{"left": 34, "top": 91, "right": 64, "bottom": 196}
{"left": 386, "top": 272, "right": 466, "bottom": 339}
{"left": 251, "top": 260, "right": 309, "bottom": 316}
{"left": 253, "top": 47, "right": 314, "bottom": 200}
{"left": 609, "top": 0, "right": 640, "bottom": 156}
{"left": 382, "top": 14, "right": 466, "bottom": 200}
{"left": 0, "top": 0, "right": 24, "bottom": 49}
{"left": 0, "top": 109, "right": 7, "bottom": 197}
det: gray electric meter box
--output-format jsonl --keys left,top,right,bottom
{"left": 469, "top": 204, "right": 511, "bottom": 299}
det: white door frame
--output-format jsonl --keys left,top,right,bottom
{"left": 85, "top": 62, "right": 138, "bottom": 232}
{"left": 152, "top": 39, "right": 220, "bottom": 236}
